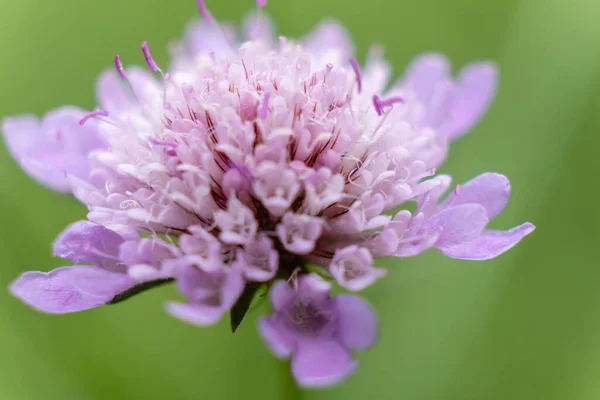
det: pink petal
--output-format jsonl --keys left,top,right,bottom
{"left": 302, "top": 20, "right": 354, "bottom": 65}
{"left": 242, "top": 11, "right": 275, "bottom": 43}
{"left": 257, "top": 315, "right": 294, "bottom": 358}
{"left": 165, "top": 301, "right": 225, "bottom": 326}
{"left": 10, "top": 266, "right": 135, "bottom": 314}
{"left": 292, "top": 340, "right": 357, "bottom": 388}
{"left": 180, "top": 20, "right": 233, "bottom": 60}
{"left": 2, "top": 107, "right": 103, "bottom": 192}
{"left": 269, "top": 280, "right": 295, "bottom": 312}
{"left": 399, "top": 53, "right": 450, "bottom": 102}
{"left": 422, "top": 204, "right": 489, "bottom": 249}
{"left": 443, "top": 62, "right": 497, "bottom": 139}
{"left": 442, "top": 222, "right": 535, "bottom": 260}
{"left": 333, "top": 294, "right": 378, "bottom": 350}
{"left": 450, "top": 173, "right": 510, "bottom": 219}
{"left": 53, "top": 221, "right": 123, "bottom": 267}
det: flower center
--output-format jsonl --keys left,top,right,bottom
{"left": 287, "top": 301, "right": 332, "bottom": 334}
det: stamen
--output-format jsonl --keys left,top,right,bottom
{"left": 259, "top": 92, "right": 271, "bottom": 119}
{"left": 141, "top": 41, "right": 160, "bottom": 73}
{"left": 114, "top": 55, "right": 127, "bottom": 80}
{"left": 79, "top": 110, "right": 109, "bottom": 126}
{"left": 372, "top": 95, "right": 405, "bottom": 116}
{"left": 350, "top": 58, "right": 362, "bottom": 93}
{"left": 197, "top": 0, "right": 215, "bottom": 24}
{"left": 256, "top": 0, "right": 267, "bottom": 6}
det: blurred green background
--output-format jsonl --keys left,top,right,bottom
{"left": 0, "top": 0, "right": 599, "bottom": 399}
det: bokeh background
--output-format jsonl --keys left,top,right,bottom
{"left": 0, "top": 0, "right": 599, "bottom": 399}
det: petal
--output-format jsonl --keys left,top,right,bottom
{"left": 399, "top": 53, "right": 451, "bottom": 102}
{"left": 165, "top": 301, "right": 225, "bottom": 326}
{"left": 181, "top": 20, "right": 233, "bottom": 59}
{"left": 442, "top": 62, "right": 497, "bottom": 139}
{"left": 242, "top": 11, "right": 275, "bottom": 44}
{"left": 442, "top": 222, "right": 535, "bottom": 260}
{"left": 96, "top": 70, "right": 135, "bottom": 115}
{"left": 269, "top": 280, "right": 295, "bottom": 312}
{"left": 175, "top": 261, "right": 205, "bottom": 298}
{"left": 303, "top": 20, "right": 354, "bottom": 66}
{"left": 53, "top": 221, "right": 124, "bottom": 268}
{"left": 449, "top": 173, "right": 510, "bottom": 219}
{"left": 298, "top": 273, "right": 331, "bottom": 305}
{"left": 220, "top": 270, "right": 245, "bottom": 310}
{"left": 2, "top": 107, "right": 102, "bottom": 192}
{"left": 10, "top": 266, "right": 135, "bottom": 314}
{"left": 329, "top": 246, "right": 386, "bottom": 291}
{"left": 257, "top": 315, "right": 294, "bottom": 358}
{"left": 422, "top": 204, "right": 489, "bottom": 249}
{"left": 333, "top": 294, "right": 378, "bottom": 350}
{"left": 416, "top": 174, "right": 453, "bottom": 215}
{"left": 360, "top": 47, "right": 392, "bottom": 96}
{"left": 291, "top": 340, "right": 357, "bottom": 388}
{"left": 2, "top": 114, "right": 39, "bottom": 157}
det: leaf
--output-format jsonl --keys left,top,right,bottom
{"left": 230, "top": 283, "right": 262, "bottom": 333}
{"left": 107, "top": 278, "right": 175, "bottom": 305}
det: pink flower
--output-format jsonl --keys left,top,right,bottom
{"left": 258, "top": 274, "right": 377, "bottom": 387}
{"left": 2, "top": 0, "right": 534, "bottom": 387}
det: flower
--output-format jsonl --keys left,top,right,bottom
{"left": 258, "top": 273, "right": 377, "bottom": 387}
{"left": 2, "top": 0, "right": 534, "bottom": 388}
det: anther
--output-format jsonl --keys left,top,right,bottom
{"left": 350, "top": 58, "right": 362, "bottom": 93}
{"left": 141, "top": 41, "right": 160, "bottom": 73}
{"left": 372, "top": 95, "right": 405, "bottom": 116}
{"left": 79, "top": 110, "right": 109, "bottom": 126}
{"left": 114, "top": 55, "right": 127, "bottom": 80}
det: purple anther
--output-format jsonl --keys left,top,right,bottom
{"left": 141, "top": 41, "right": 160, "bottom": 73}
{"left": 350, "top": 58, "right": 362, "bottom": 93}
{"left": 197, "top": 0, "right": 216, "bottom": 24}
{"left": 79, "top": 110, "right": 109, "bottom": 126}
{"left": 372, "top": 95, "right": 405, "bottom": 116}
{"left": 114, "top": 55, "right": 127, "bottom": 80}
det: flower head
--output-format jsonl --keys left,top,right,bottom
{"left": 2, "top": 0, "right": 534, "bottom": 387}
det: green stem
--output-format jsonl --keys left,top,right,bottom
{"left": 280, "top": 361, "right": 302, "bottom": 400}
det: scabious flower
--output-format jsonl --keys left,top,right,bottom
{"left": 2, "top": 0, "right": 534, "bottom": 388}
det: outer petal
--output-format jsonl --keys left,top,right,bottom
{"left": 399, "top": 53, "right": 450, "bottom": 102}
{"left": 95, "top": 70, "right": 134, "bottom": 116}
{"left": 165, "top": 301, "right": 224, "bottom": 326}
{"left": 421, "top": 204, "right": 489, "bottom": 249}
{"left": 242, "top": 11, "right": 275, "bottom": 44}
{"left": 2, "top": 107, "right": 103, "bottom": 192}
{"left": 298, "top": 273, "right": 331, "bottom": 305}
{"left": 302, "top": 20, "right": 354, "bottom": 66}
{"left": 257, "top": 315, "right": 294, "bottom": 358}
{"left": 449, "top": 173, "right": 510, "bottom": 219}
{"left": 442, "top": 222, "right": 535, "bottom": 260}
{"left": 291, "top": 340, "right": 357, "bottom": 388}
{"left": 53, "top": 221, "right": 124, "bottom": 268}
{"left": 269, "top": 280, "right": 295, "bottom": 312}
{"left": 10, "top": 266, "right": 135, "bottom": 313}
{"left": 442, "top": 62, "right": 497, "bottom": 139}
{"left": 333, "top": 294, "right": 378, "bottom": 350}
{"left": 173, "top": 20, "right": 234, "bottom": 65}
